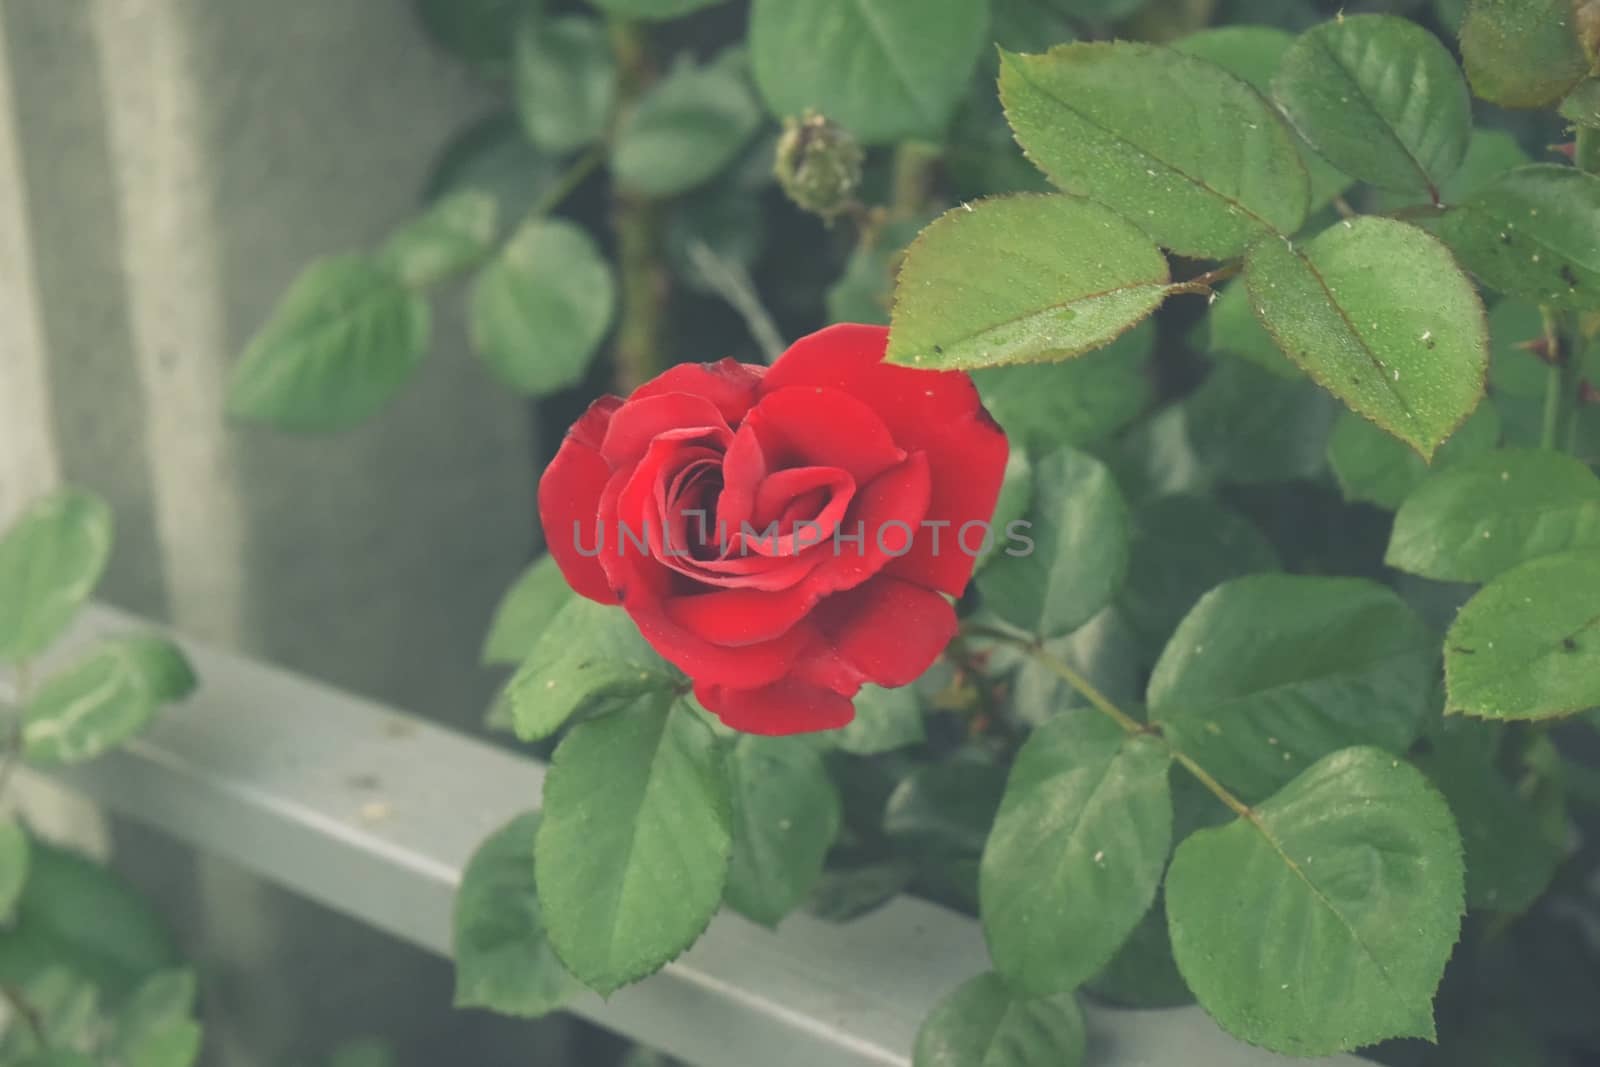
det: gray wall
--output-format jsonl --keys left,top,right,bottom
{"left": 0, "top": 1, "right": 559, "bottom": 1062}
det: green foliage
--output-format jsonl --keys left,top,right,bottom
{"left": 22, "top": 635, "right": 195, "bottom": 767}
{"left": 0, "top": 489, "right": 112, "bottom": 664}
{"left": 1459, "top": 0, "right": 1592, "bottom": 109}
{"left": 513, "top": 16, "right": 616, "bottom": 155}
{"left": 377, "top": 190, "right": 499, "bottom": 288}
{"left": 972, "top": 323, "right": 1153, "bottom": 452}
{"left": 0, "top": 820, "right": 29, "bottom": 921}
{"left": 913, "top": 972, "right": 1085, "bottom": 1067}
{"left": 725, "top": 737, "right": 841, "bottom": 926}
{"left": 1328, "top": 401, "right": 1501, "bottom": 510}
{"left": 612, "top": 54, "right": 762, "bottom": 198}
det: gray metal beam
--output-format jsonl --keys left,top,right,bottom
{"left": 8, "top": 605, "right": 1367, "bottom": 1067}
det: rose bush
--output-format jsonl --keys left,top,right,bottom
{"left": 538, "top": 323, "right": 1008, "bottom": 735}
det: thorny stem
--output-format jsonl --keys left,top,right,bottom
{"left": 530, "top": 145, "right": 606, "bottom": 220}
{"left": 963, "top": 624, "right": 1253, "bottom": 819}
{"left": 608, "top": 18, "right": 669, "bottom": 392}
{"left": 1540, "top": 307, "right": 1582, "bottom": 453}
{"left": 1168, "top": 261, "right": 1242, "bottom": 298}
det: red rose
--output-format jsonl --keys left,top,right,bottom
{"left": 538, "top": 324, "right": 1009, "bottom": 735}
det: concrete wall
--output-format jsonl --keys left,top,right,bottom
{"left": 0, "top": 1, "right": 560, "bottom": 1062}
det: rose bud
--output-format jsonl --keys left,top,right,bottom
{"left": 773, "top": 111, "right": 866, "bottom": 224}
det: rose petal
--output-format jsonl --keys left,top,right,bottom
{"left": 665, "top": 582, "right": 819, "bottom": 646}
{"left": 601, "top": 392, "right": 733, "bottom": 467}
{"left": 740, "top": 466, "right": 856, "bottom": 558}
{"left": 695, "top": 678, "right": 855, "bottom": 736}
{"left": 808, "top": 451, "right": 931, "bottom": 594}
{"left": 813, "top": 576, "right": 957, "bottom": 687}
{"left": 744, "top": 386, "right": 905, "bottom": 485}
{"left": 630, "top": 358, "right": 765, "bottom": 426}
{"left": 538, "top": 395, "right": 624, "bottom": 604}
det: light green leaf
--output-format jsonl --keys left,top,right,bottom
{"left": 1, "top": 967, "right": 100, "bottom": 1061}
{"left": 586, "top": 0, "right": 726, "bottom": 18}
{"left": 1148, "top": 575, "right": 1435, "bottom": 802}
{"left": 980, "top": 709, "right": 1172, "bottom": 995}
{"left": 453, "top": 813, "right": 581, "bottom": 1016}
{"left": 1183, "top": 357, "right": 1335, "bottom": 484}
{"left": 749, "top": 0, "right": 987, "bottom": 144}
{"left": 1460, "top": 0, "right": 1590, "bottom": 109}
{"left": 482, "top": 556, "right": 573, "bottom": 666}
{"left": 111, "top": 970, "right": 202, "bottom": 1067}
{"left": 886, "top": 195, "right": 1169, "bottom": 371}
{"left": 513, "top": 16, "right": 615, "bottom": 154}
{"left": 0, "top": 489, "right": 112, "bottom": 663}
{"left": 377, "top": 190, "right": 499, "bottom": 288}
{"left": 470, "top": 219, "right": 616, "bottom": 395}
{"left": 913, "top": 972, "right": 1086, "bottom": 1067}
{"left": 612, "top": 55, "right": 762, "bottom": 198}
{"left": 1273, "top": 15, "right": 1470, "bottom": 197}
{"left": 504, "top": 598, "right": 678, "bottom": 742}
{"left": 1434, "top": 164, "right": 1600, "bottom": 311}
{"left": 973, "top": 322, "right": 1153, "bottom": 450}
{"left": 23, "top": 636, "right": 196, "bottom": 767}
{"left": 1245, "top": 217, "right": 1489, "bottom": 460}
{"left": 226, "top": 256, "right": 429, "bottom": 431}
{"left": 536, "top": 698, "right": 731, "bottom": 994}
{"left": 1116, "top": 495, "right": 1279, "bottom": 646}
{"left": 725, "top": 738, "right": 841, "bottom": 927}
{"left": 1445, "top": 549, "right": 1600, "bottom": 721}
{"left": 830, "top": 684, "right": 925, "bottom": 755}
{"left": 0, "top": 820, "right": 29, "bottom": 920}
{"left": 1000, "top": 42, "right": 1308, "bottom": 259}
{"left": 1329, "top": 401, "right": 1501, "bottom": 511}
{"left": 1166, "top": 747, "right": 1463, "bottom": 1055}
{"left": 1387, "top": 448, "right": 1600, "bottom": 581}
{"left": 978, "top": 448, "right": 1129, "bottom": 640}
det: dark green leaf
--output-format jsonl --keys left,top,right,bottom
{"left": 111, "top": 970, "right": 202, "bottom": 1067}
{"left": 536, "top": 698, "right": 730, "bottom": 993}
{"left": 1245, "top": 217, "right": 1489, "bottom": 460}
{"left": 1460, "top": 0, "right": 1590, "bottom": 108}
{"left": 1200, "top": 280, "right": 1299, "bottom": 378}
{"left": 1444, "top": 549, "right": 1600, "bottom": 720}
{"left": 1000, "top": 42, "right": 1308, "bottom": 258}
{"left": 453, "top": 813, "right": 581, "bottom": 1016}
{"left": 884, "top": 758, "right": 1006, "bottom": 861}
{"left": 470, "top": 219, "right": 615, "bottom": 395}
{"left": 0, "top": 820, "right": 29, "bottom": 921}
{"left": 612, "top": 55, "right": 762, "bottom": 198}
{"left": 23, "top": 636, "right": 196, "bottom": 767}
{"left": 725, "top": 738, "right": 841, "bottom": 926}
{"left": 1085, "top": 900, "right": 1193, "bottom": 1009}
{"left": 1561, "top": 77, "right": 1600, "bottom": 130}
{"left": 503, "top": 598, "right": 677, "bottom": 742}
{"left": 973, "top": 323, "right": 1154, "bottom": 451}
{"left": 1440, "top": 128, "right": 1534, "bottom": 204}
{"left": 1328, "top": 401, "right": 1501, "bottom": 511}
{"left": 415, "top": 0, "right": 534, "bottom": 73}
{"left": 423, "top": 112, "right": 562, "bottom": 221}
{"left": 1184, "top": 357, "right": 1336, "bottom": 484}
{"left": 826, "top": 218, "right": 926, "bottom": 327}
{"left": 1007, "top": 610, "right": 1143, "bottom": 727}
{"left": 1434, "top": 164, "right": 1600, "bottom": 311}
{"left": 886, "top": 195, "right": 1169, "bottom": 371}
{"left": 586, "top": 0, "right": 726, "bottom": 18}
{"left": 913, "top": 972, "right": 1085, "bottom": 1067}
{"left": 749, "top": 0, "right": 987, "bottom": 144}
{"left": 976, "top": 450, "right": 1034, "bottom": 573}
{"left": 513, "top": 16, "right": 615, "bottom": 154}
{"left": 1148, "top": 575, "right": 1435, "bottom": 801}
{"left": 1165, "top": 747, "right": 1464, "bottom": 1055}
{"left": 1273, "top": 16, "right": 1470, "bottom": 196}
{"left": 1387, "top": 448, "right": 1600, "bottom": 581}
{"left": 377, "top": 190, "right": 499, "bottom": 288}
{"left": 978, "top": 448, "right": 1129, "bottom": 639}
{"left": 481, "top": 555, "right": 572, "bottom": 666}
{"left": 226, "top": 256, "right": 429, "bottom": 431}
{"left": 0, "top": 489, "right": 112, "bottom": 663}
{"left": 829, "top": 684, "right": 925, "bottom": 755}
{"left": 980, "top": 709, "right": 1172, "bottom": 995}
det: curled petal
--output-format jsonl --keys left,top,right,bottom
{"left": 695, "top": 678, "right": 855, "bottom": 736}
{"left": 630, "top": 358, "right": 765, "bottom": 426}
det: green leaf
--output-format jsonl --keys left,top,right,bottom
{"left": 536, "top": 698, "right": 731, "bottom": 994}
{"left": 1273, "top": 15, "right": 1470, "bottom": 197}
{"left": 585, "top": 0, "right": 726, "bottom": 18}
{"left": 0, "top": 489, "right": 112, "bottom": 663}
{"left": 1413, "top": 721, "right": 1563, "bottom": 913}
{"left": 1116, "top": 494, "right": 1279, "bottom": 646}
{"left": 886, "top": 195, "right": 1169, "bottom": 371}
{"left": 1085, "top": 899, "right": 1193, "bottom": 1009}
{"left": 973, "top": 323, "right": 1153, "bottom": 450}
{"left": 23, "top": 635, "right": 196, "bottom": 767}
{"left": 1007, "top": 609, "right": 1142, "bottom": 728}
{"left": 423, "top": 112, "right": 562, "bottom": 222}
{"left": 111, "top": 970, "right": 202, "bottom": 1067}
{"left": 415, "top": 0, "right": 533, "bottom": 73}
{"left": 377, "top": 190, "right": 499, "bottom": 288}
{"left": 1434, "top": 164, "right": 1600, "bottom": 311}
{"left": 1, "top": 967, "right": 100, "bottom": 1061}
{"left": 826, "top": 217, "right": 926, "bottom": 326}
{"left": 913, "top": 972, "right": 1086, "bottom": 1067}
{"left": 0, "top": 820, "right": 29, "bottom": 920}
{"left": 1444, "top": 549, "right": 1600, "bottom": 721}
{"left": 513, "top": 16, "right": 615, "bottom": 154}
{"left": 469, "top": 219, "right": 615, "bottom": 395}
{"left": 885, "top": 758, "right": 1007, "bottom": 862}
{"left": 749, "top": 0, "right": 987, "bottom": 144}
{"left": 980, "top": 709, "right": 1172, "bottom": 996}
{"left": 1200, "top": 280, "right": 1298, "bottom": 378}
{"left": 829, "top": 684, "right": 925, "bottom": 755}
{"left": 1460, "top": 0, "right": 1590, "bottom": 109}
{"left": 999, "top": 42, "right": 1308, "bottom": 259}
{"left": 1245, "top": 217, "right": 1489, "bottom": 460}
{"left": 1440, "top": 128, "right": 1534, "bottom": 204}
{"left": 503, "top": 598, "right": 677, "bottom": 742}
{"left": 482, "top": 556, "right": 573, "bottom": 666}
{"left": 977, "top": 448, "right": 1129, "bottom": 640}
{"left": 1561, "top": 77, "right": 1600, "bottom": 130}
{"left": 1148, "top": 575, "right": 1435, "bottom": 801}
{"left": 1328, "top": 401, "right": 1501, "bottom": 511}
{"left": 1183, "top": 357, "right": 1335, "bottom": 484}
{"left": 1165, "top": 747, "right": 1463, "bottom": 1055}
{"left": 1387, "top": 448, "right": 1600, "bottom": 581}
{"left": 1052, "top": 0, "right": 1144, "bottom": 19}
{"left": 725, "top": 738, "right": 841, "bottom": 927}
{"left": 453, "top": 813, "right": 581, "bottom": 1017}
{"left": 612, "top": 55, "right": 762, "bottom": 198}
{"left": 226, "top": 256, "right": 430, "bottom": 431}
